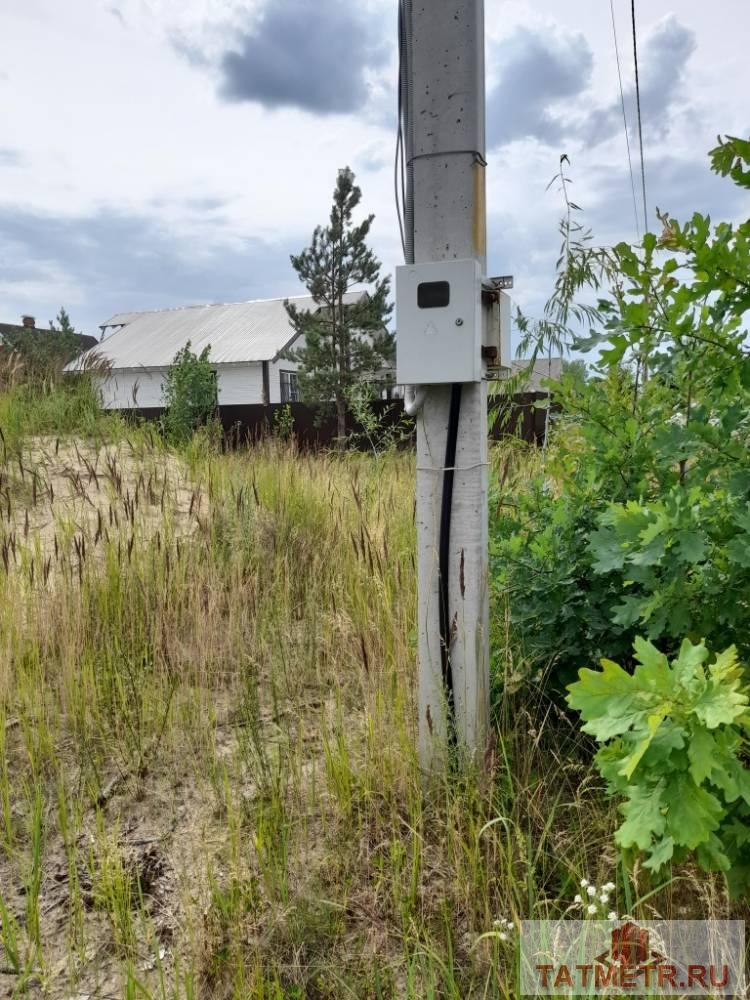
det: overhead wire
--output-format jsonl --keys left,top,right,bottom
{"left": 609, "top": 0, "right": 640, "bottom": 241}
{"left": 630, "top": 0, "right": 649, "bottom": 233}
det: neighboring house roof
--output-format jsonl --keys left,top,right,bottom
{"left": 0, "top": 323, "right": 98, "bottom": 354}
{"left": 67, "top": 293, "right": 367, "bottom": 372}
{"left": 508, "top": 357, "right": 563, "bottom": 392}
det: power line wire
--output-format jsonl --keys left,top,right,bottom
{"left": 630, "top": 0, "right": 648, "bottom": 233}
{"left": 609, "top": 0, "right": 640, "bottom": 241}
{"left": 395, "top": 0, "right": 411, "bottom": 262}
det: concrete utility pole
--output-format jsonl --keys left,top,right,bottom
{"left": 397, "top": 0, "right": 492, "bottom": 771}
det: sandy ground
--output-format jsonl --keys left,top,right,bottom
{"left": 0, "top": 436, "right": 205, "bottom": 579}
{"left": 0, "top": 437, "right": 214, "bottom": 995}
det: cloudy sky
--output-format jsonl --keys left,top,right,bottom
{"left": 1, "top": 0, "right": 748, "bottom": 344}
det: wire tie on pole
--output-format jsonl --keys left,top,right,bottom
{"left": 407, "top": 150, "right": 487, "bottom": 167}
{"left": 416, "top": 462, "right": 490, "bottom": 473}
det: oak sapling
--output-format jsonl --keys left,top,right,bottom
{"left": 568, "top": 636, "right": 750, "bottom": 897}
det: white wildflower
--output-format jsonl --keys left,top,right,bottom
{"left": 587, "top": 904, "right": 597, "bottom": 915}
{"left": 580, "top": 878, "right": 589, "bottom": 888}
{"left": 499, "top": 931, "right": 508, "bottom": 941}
{"left": 599, "top": 893, "right": 609, "bottom": 904}
{"left": 586, "top": 885, "right": 596, "bottom": 897}
{"left": 505, "top": 920, "right": 515, "bottom": 930}
{"left": 602, "top": 882, "right": 615, "bottom": 892}
{"left": 608, "top": 911, "right": 618, "bottom": 921}
{"left": 574, "top": 894, "right": 582, "bottom": 904}
{"left": 493, "top": 919, "right": 503, "bottom": 929}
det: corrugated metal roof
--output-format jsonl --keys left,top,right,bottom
{"left": 67, "top": 293, "right": 366, "bottom": 371}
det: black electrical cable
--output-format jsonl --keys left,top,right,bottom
{"left": 439, "top": 383, "right": 462, "bottom": 744}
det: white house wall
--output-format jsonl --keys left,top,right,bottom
{"left": 217, "top": 365, "right": 264, "bottom": 405}
{"left": 97, "top": 364, "right": 268, "bottom": 409}
{"left": 96, "top": 370, "right": 166, "bottom": 409}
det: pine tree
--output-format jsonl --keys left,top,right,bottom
{"left": 284, "top": 168, "right": 393, "bottom": 446}
{"left": 49, "top": 307, "right": 80, "bottom": 359}
{"left": 49, "top": 307, "right": 76, "bottom": 336}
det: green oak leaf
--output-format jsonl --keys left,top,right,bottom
{"left": 696, "top": 832, "right": 732, "bottom": 872}
{"left": 724, "top": 818, "right": 750, "bottom": 849}
{"left": 687, "top": 726, "right": 716, "bottom": 785}
{"left": 644, "top": 835, "right": 675, "bottom": 872}
{"left": 588, "top": 527, "right": 626, "bottom": 573}
{"left": 663, "top": 775, "right": 723, "bottom": 849}
{"left": 710, "top": 645, "right": 742, "bottom": 682}
{"left": 595, "top": 742, "right": 632, "bottom": 794}
{"left": 732, "top": 504, "right": 750, "bottom": 534}
{"left": 708, "top": 754, "right": 750, "bottom": 805}
{"left": 612, "top": 595, "right": 645, "bottom": 628}
{"left": 566, "top": 659, "right": 643, "bottom": 741}
{"left": 726, "top": 536, "right": 750, "bottom": 567}
{"left": 693, "top": 654, "right": 748, "bottom": 728}
{"left": 674, "top": 529, "right": 707, "bottom": 564}
{"left": 619, "top": 713, "right": 666, "bottom": 780}
{"left": 672, "top": 638, "right": 709, "bottom": 695}
{"left": 632, "top": 636, "right": 676, "bottom": 698}
{"left": 616, "top": 782, "right": 666, "bottom": 850}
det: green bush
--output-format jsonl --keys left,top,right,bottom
{"left": 161, "top": 342, "right": 217, "bottom": 444}
{"left": 492, "top": 137, "right": 750, "bottom": 682}
{"left": 491, "top": 469, "right": 632, "bottom": 689}
{"left": 272, "top": 404, "right": 295, "bottom": 442}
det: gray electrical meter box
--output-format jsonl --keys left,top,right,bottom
{"left": 396, "top": 258, "right": 482, "bottom": 384}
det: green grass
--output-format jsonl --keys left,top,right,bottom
{"left": 0, "top": 381, "right": 743, "bottom": 998}
{"left": 0, "top": 372, "right": 126, "bottom": 455}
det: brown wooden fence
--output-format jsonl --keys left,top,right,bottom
{"left": 126, "top": 392, "right": 555, "bottom": 449}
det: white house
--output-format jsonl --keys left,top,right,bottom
{"left": 67, "top": 292, "right": 367, "bottom": 410}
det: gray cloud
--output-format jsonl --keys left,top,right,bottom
{"left": 0, "top": 208, "right": 305, "bottom": 336}
{"left": 583, "top": 16, "right": 696, "bottom": 146}
{"left": 217, "top": 0, "right": 386, "bottom": 114}
{"left": 487, "top": 16, "right": 696, "bottom": 152}
{"left": 589, "top": 149, "right": 748, "bottom": 239}
{"left": 0, "top": 148, "right": 24, "bottom": 167}
{"left": 486, "top": 26, "right": 594, "bottom": 148}
{"left": 107, "top": 6, "right": 125, "bottom": 27}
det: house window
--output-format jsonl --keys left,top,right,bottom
{"left": 280, "top": 370, "right": 299, "bottom": 403}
